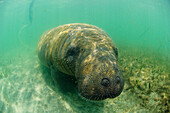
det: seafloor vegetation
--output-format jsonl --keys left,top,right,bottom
{"left": 0, "top": 48, "right": 169, "bottom": 113}
{"left": 118, "top": 49, "right": 170, "bottom": 113}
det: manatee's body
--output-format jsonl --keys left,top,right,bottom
{"left": 37, "top": 23, "right": 124, "bottom": 100}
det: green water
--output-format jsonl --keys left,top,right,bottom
{"left": 0, "top": 0, "right": 170, "bottom": 112}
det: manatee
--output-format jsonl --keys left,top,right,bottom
{"left": 37, "top": 23, "right": 124, "bottom": 101}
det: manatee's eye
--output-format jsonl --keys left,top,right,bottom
{"left": 101, "top": 77, "right": 110, "bottom": 87}
{"left": 115, "top": 76, "right": 121, "bottom": 84}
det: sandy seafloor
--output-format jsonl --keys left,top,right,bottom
{"left": 0, "top": 48, "right": 169, "bottom": 113}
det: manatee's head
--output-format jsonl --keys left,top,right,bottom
{"left": 77, "top": 60, "right": 124, "bottom": 101}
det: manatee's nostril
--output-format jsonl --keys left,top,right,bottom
{"left": 101, "top": 77, "right": 110, "bottom": 87}
{"left": 115, "top": 76, "right": 121, "bottom": 84}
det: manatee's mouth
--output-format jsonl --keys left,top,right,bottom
{"left": 79, "top": 92, "right": 121, "bottom": 101}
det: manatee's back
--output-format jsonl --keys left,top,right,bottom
{"left": 37, "top": 23, "right": 117, "bottom": 76}
{"left": 37, "top": 24, "right": 70, "bottom": 74}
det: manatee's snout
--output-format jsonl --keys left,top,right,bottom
{"left": 78, "top": 68, "right": 124, "bottom": 101}
{"left": 101, "top": 76, "right": 123, "bottom": 95}
{"left": 100, "top": 73, "right": 124, "bottom": 99}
